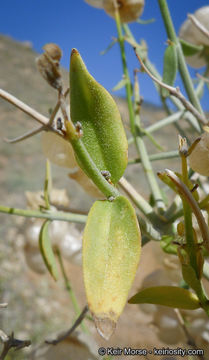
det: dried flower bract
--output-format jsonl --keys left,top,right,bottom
{"left": 36, "top": 43, "right": 63, "bottom": 90}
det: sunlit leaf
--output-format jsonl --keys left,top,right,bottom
{"left": 70, "top": 49, "right": 128, "bottom": 184}
{"left": 129, "top": 286, "right": 200, "bottom": 309}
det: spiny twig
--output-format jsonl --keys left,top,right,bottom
{"left": 0, "top": 331, "right": 31, "bottom": 360}
{"left": 134, "top": 49, "right": 208, "bottom": 125}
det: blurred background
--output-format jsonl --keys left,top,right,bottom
{"left": 0, "top": 1, "right": 209, "bottom": 359}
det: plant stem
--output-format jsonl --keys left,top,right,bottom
{"left": 123, "top": 25, "right": 202, "bottom": 134}
{"left": 71, "top": 138, "right": 119, "bottom": 199}
{"left": 180, "top": 151, "right": 199, "bottom": 275}
{"left": 128, "top": 150, "right": 179, "bottom": 164}
{"left": 145, "top": 110, "right": 184, "bottom": 134}
{"left": 114, "top": 7, "right": 135, "bottom": 135}
{"left": 44, "top": 160, "right": 51, "bottom": 210}
{"left": 133, "top": 72, "right": 165, "bottom": 211}
{"left": 55, "top": 248, "right": 88, "bottom": 333}
{"left": 158, "top": 0, "right": 204, "bottom": 127}
{"left": 0, "top": 205, "right": 87, "bottom": 223}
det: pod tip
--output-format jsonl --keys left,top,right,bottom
{"left": 93, "top": 314, "right": 116, "bottom": 340}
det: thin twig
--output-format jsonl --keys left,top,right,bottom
{"left": 55, "top": 248, "right": 88, "bottom": 333}
{"left": 188, "top": 14, "right": 209, "bottom": 40}
{"left": 0, "top": 89, "right": 50, "bottom": 126}
{"left": 3, "top": 87, "right": 70, "bottom": 143}
{"left": 164, "top": 169, "right": 209, "bottom": 253}
{"left": 45, "top": 305, "right": 88, "bottom": 345}
{"left": 0, "top": 331, "right": 31, "bottom": 360}
{"left": 0, "top": 205, "right": 87, "bottom": 224}
{"left": 134, "top": 49, "right": 208, "bottom": 125}
{"left": 174, "top": 309, "right": 205, "bottom": 360}
{"left": 4, "top": 125, "right": 45, "bottom": 144}
{"left": 197, "top": 73, "right": 209, "bottom": 84}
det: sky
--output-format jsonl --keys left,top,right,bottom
{"left": 0, "top": 0, "right": 209, "bottom": 109}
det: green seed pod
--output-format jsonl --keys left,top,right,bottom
{"left": 39, "top": 220, "right": 58, "bottom": 281}
{"left": 83, "top": 196, "right": 141, "bottom": 340}
{"left": 162, "top": 43, "right": 177, "bottom": 98}
{"left": 129, "top": 286, "right": 200, "bottom": 310}
{"left": 70, "top": 49, "right": 128, "bottom": 184}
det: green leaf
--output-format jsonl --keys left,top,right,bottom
{"left": 162, "top": 43, "right": 177, "bottom": 98}
{"left": 129, "top": 286, "right": 200, "bottom": 310}
{"left": 182, "top": 264, "right": 202, "bottom": 293}
{"left": 160, "top": 235, "right": 178, "bottom": 255}
{"left": 100, "top": 39, "right": 117, "bottom": 55}
{"left": 70, "top": 49, "right": 128, "bottom": 184}
{"left": 39, "top": 220, "right": 58, "bottom": 281}
{"left": 136, "top": 18, "right": 155, "bottom": 25}
{"left": 179, "top": 38, "right": 203, "bottom": 57}
{"left": 83, "top": 196, "right": 141, "bottom": 340}
{"left": 112, "top": 76, "right": 129, "bottom": 92}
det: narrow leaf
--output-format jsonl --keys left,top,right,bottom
{"left": 83, "top": 196, "right": 141, "bottom": 340}
{"left": 112, "top": 76, "right": 129, "bottom": 92}
{"left": 39, "top": 220, "right": 58, "bottom": 281}
{"left": 129, "top": 286, "right": 200, "bottom": 309}
{"left": 100, "top": 39, "right": 117, "bottom": 55}
{"left": 179, "top": 38, "right": 203, "bottom": 57}
{"left": 162, "top": 43, "right": 177, "bottom": 98}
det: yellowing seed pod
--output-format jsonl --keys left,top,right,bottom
{"left": 70, "top": 49, "right": 128, "bottom": 184}
{"left": 189, "top": 132, "right": 209, "bottom": 176}
{"left": 83, "top": 196, "right": 141, "bottom": 340}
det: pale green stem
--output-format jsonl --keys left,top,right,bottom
{"left": 44, "top": 160, "right": 51, "bottom": 210}
{"left": 114, "top": 7, "right": 135, "bottom": 135}
{"left": 55, "top": 248, "right": 88, "bottom": 333}
{"left": 0, "top": 205, "right": 87, "bottom": 223}
{"left": 114, "top": 5, "right": 165, "bottom": 211}
{"left": 128, "top": 111, "right": 184, "bottom": 145}
{"left": 70, "top": 138, "right": 119, "bottom": 199}
{"left": 118, "top": 177, "right": 164, "bottom": 236}
{"left": 181, "top": 154, "right": 198, "bottom": 275}
{"left": 158, "top": 0, "right": 204, "bottom": 127}
{"left": 123, "top": 24, "right": 201, "bottom": 134}
{"left": 133, "top": 73, "right": 165, "bottom": 211}
{"left": 128, "top": 150, "right": 179, "bottom": 164}
{"left": 146, "top": 110, "right": 184, "bottom": 133}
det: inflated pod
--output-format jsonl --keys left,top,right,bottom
{"left": 70, "top": 49, "right": 128, "bottom": 184}
{"left": 83, "top": 195, "right": 141, "bottom": 339}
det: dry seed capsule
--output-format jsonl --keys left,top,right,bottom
{"left": 179, "top": 6, "right": 209, "bottom": 68}
{"left": 189, "top": 132, "right": 209, "bottom": 176}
